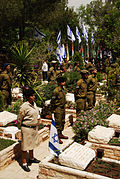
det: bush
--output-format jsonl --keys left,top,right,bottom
{"left": 63, "top": 71, "right": 81, "bottom": 93}
{"left": 6, "top": 99, "right": 23, "bottom": 115}
{"left": 72, "top": 51, "right": 84, "bottom": 69}
{"left": 73, "top": 101, "right": 116, "bottom": 142}
{"left": 97, "top": 72, "right": 103, "bottom": 82}
{"left": 0, "top": 138, "right": 15, "bottom": 151}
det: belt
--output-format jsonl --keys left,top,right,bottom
{"left": 21, "top": 124, "right": 36, "bottom": 128}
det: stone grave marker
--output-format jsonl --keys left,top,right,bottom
{"left": 0, "top": 111, "right": 17, "bottom": 126}
{"left": 59, "top": 142, "right": 96, "bottom": 170}
{"left": 66, "top": 93, "right": 75, "bottom": 102}
{"left": 88, "top": 125, "right": 115, "bottom": 144}
{"left": 107, "top": 114, "right": 120, "bottom": 128}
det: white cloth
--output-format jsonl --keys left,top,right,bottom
{"left": 42, "top": 62, "right": 48, "bottom": 72}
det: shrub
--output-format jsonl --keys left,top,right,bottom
{"left": 6, "top": 99, "right": 23, "bottom": 115}
{"left": 72, "top": 51, "right": 84, "bottom": 69}
{"left": 63, "top": 71, "right": 81, "bottom": 93}
{"left": 0, "top": 138, "right": 15, "bottom": 151}
{"left": 97, "top": 72, "right": 103, "bottom": 82}
{"left": 73, "top": 101, "right": 116, "bottom": 142}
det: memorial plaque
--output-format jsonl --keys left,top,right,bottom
{"left": 59, "top": 142, "right": 96, "bottom": 170}
{"left": 88, "top": 125, "right": 115, "bottom": 144}
{"left": 0, "top": 111, "right": 17, "bottom": 126}
{"left": 107, "top": 114, "right": 120, "bottom": 128}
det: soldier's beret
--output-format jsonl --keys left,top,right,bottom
{"left": 81, "top": 70, "right": 88, "bottom": 74}
{"left": 57, "top": 76, "right": 65, "bottom": 83}
{"left": 3, "top": 63, "right": 9, "bottom": 68}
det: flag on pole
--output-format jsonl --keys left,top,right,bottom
{"left": 72, "top": 43, "right": 74, "bottom": 56}
{"left": 49, "top": 114, "right": 61, "bottom": 156}
{"left": 66, "top": 44, "right": 69, "bottom": 61}
{"left": 82, "top": 24, "right": 88, "bottom": 44}
{"left": 67, "top": 25, "right": 75, "bottom": 42}
{"left": 87, "top": 44, "right": 89, "bottom": 58}
{"left": 57, "top": 31, "right": 61, "bottom": 45}
{"left": 34, "top": 27, "right": 45, "bottom": 41}
{"left": 76, "top": 26, "right": 81, "bottom": 44}
{"left": 79, "top": 44, "right": 84, "bottom": 57}
{"left": 91, "top": 32, "right": 95, "bottom": 45}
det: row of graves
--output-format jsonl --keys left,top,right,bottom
{"left": 0, "top": 88, "right": 120, "bottom": 178}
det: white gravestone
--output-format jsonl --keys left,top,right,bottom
{"left": 88, "top": 125, "right": 115, "bottom": 144}
{"left": 107, "top": 114, "right": 120, "bottom": 128}
{"left": 0, "top": 111, "right": 17, "bottom": 126}
{"left": 66, "top": 93, "right": 75, "bottom": 103}
{"left": 59, "top": 142, "right": 96, "bottom": 170}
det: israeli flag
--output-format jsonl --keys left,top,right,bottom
{"left": 49, "top": 114, "right": 61, "bottom": 156}
{"left": 91, "top": 32, "right": 95, "bottom": 45}
{"left": 76, "top": 26, "right": 81, "bottom": 44}
{"left": 82, "top": 24, "right": 88, "bottom": 44}
{"left": 57, "top": 31, "right": 61, "bottom": 44}
{"left": 67, "top": 25, "right": 75, "bottom": 42}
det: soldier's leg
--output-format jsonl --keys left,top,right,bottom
{"left": 76, "top": 99, "right": 86, "bottom": 116}
{"left": 87, "top": 93, "right": 94, "bottom": 110}
{"left": 54, "top": 108, "right": 63, "bottom": 135}
{"left": 1, "top": 90, "right": 9, "bottom": 108}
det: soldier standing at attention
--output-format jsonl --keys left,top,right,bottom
{"left": 87, "top": 67, "right": 97, "bottom": 109}
{"left": 50, "top": 76, "right": 68, "bottom": 144}
{"left": 74, "top": 70, "right": 88, "bottom": 116}
{"left": 47, "top": 61, "right": 57, "bottom": 81}
{"left": 0, "top": 63, "right": 12, "bottom": 107}
{"left": 74, "top": 62, "right": 81, "bottom": 73}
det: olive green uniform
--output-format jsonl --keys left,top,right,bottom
{"left": 48, "top": 66, "right": 56, "bottom": 81}
{"left": 74, "top": 79, "right": 87, "bottom": 115}
{"left": 50, "top": 86, "right": 66, "bottom": 135}
{"left": 17, "top": 101, "right": 40, "bottom": 151}
{"left": 0, "top": 70, "right": 12, "bottom": 106}
{"left": 87, "top": 75, "right": 97, "bottom": 109}
{"left": 74, "top": 66, "right": 81, "bottom": 72}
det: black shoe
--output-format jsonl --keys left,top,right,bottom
{"left": 22, "top": 165, "right": 30, "bottom": 172}
{"left": 29, "top": 158, "right": 40, "bottom": 164}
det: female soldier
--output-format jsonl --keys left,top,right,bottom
{"left": 17, "top": 88, "right": 40, "bottom": 172}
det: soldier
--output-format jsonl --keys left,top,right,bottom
{"left": 74, "top": 70, "right": 88, "bottom": 116}
{"left": 85, "top": 62, "right": 94, "bottom": 72}
{"left": 50, "top": 76, "right": 68, "bottom": 144}
{"left": 0, "top": 63, "right": 12, "bottom": 107}
{"left": 87, "top": 67, "right": 97, "bottom": 109}
{"left": 74, "top": 62, "right": 81, "bottom": 72}
{"left": 47, "top": 61, "right": 57, "bottom": 81}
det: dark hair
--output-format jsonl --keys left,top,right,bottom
{"left": 24, "top": 88, "right": 35, "bottom": 98}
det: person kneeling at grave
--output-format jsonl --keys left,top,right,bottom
{"left": 50, "top": 76, "right": 68, "bottom": 144}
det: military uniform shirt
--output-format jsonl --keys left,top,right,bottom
{"left": 18, "top": 101, "right": 39, "bottom": 126}
{"left": 75, "top": 79, "right": 87, "bottom": 100}
{"left": 87, "top": 75, "right": 97, "bottom": 92}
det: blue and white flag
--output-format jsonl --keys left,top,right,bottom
{"left": 67, "top": 25, "right": 75, "bottom": 42}
{"left": 76, "top": 26, "right": 81, "bottom": 44}
{"left": 34, "top": 27, "right": 45, "bottom": 41}
{"left": 91, "top": 32, "right": 95, "bottom": 45}
{"left": 57, "top": 31, "right": 61, "bottom": 45}
{"left": 61, "top": 44, "right": 66, "bottom": 59}
{"left": 82, "top": 24, "right": 88, "bottom": 44}
{"left": 49, "top": 114, "right": 61, "bottom": 156}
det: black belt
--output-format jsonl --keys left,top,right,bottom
{"left": 21, "top": 124, "right": 36, "bottom": 128}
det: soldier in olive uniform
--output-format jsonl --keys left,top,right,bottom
{"left": 74, "top": 62, "right": 81, "bottom": 72}
{"left": 74, "top": 70, "right": 88, "bottom": 116}
{"left": 47, "top": 61, "right": 57, "bottom": 81}
{"left": 87, "top": 67, "right": 97, "bottom": 109}
{"left": 50, "top": 76, "right": 68, "bottom": 144}
{"left": 0, "top": 63, "right": 12, "bottom": 107}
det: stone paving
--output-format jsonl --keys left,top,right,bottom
{"left": 0, "top": 126, "right": 74, "bottom": 179}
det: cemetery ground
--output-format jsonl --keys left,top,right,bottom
{"left": 0, "top": 86, "right": 120, "bottom": 178}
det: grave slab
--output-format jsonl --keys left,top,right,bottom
{"left": 59, "top": 142, "right": 96, "bottom": 170}
{"left": 0, "top": 111, "right": 17, "bottom": 126}
{"left": 107, "top": 114, "right": 120, "bottom": 128}
{"left": 88, "top": 125, "right": 115, "bottom": 144}
{"left": 66, "top": 93, "right": 75, "bottom": 102}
